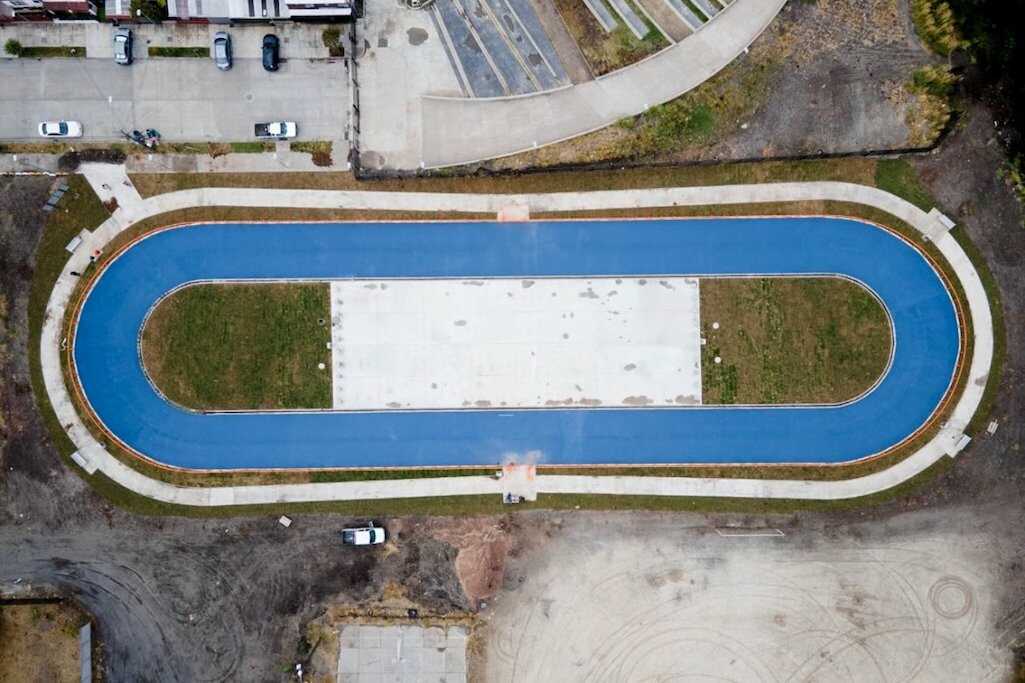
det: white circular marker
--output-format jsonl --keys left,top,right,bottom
{"left": 318, "top": 363, "right": 326, "bottom": 370}
{"left": 712, "top": 322, "right": 720, "bottom": 330}
{"left": 714, "top": 356, "right": 722, "bottom": 364}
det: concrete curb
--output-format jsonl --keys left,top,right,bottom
{"left": 41, "top": 177, "right": 993, "bottom": 506}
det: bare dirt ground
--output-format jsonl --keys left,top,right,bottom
{"left": 0, "top": 100, "right": 1023, "bottom": 681}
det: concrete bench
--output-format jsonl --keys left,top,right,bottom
{"left": 606, "top": 0, "right": 649, "bottom": 39}
{"left": 662, "top": 0, "right": 703, "bottom": 29}
{"left": 582, "top": 0, "right": 618, "bottom": 33}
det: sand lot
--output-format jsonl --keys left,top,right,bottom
{"left": 483, "top": 514, "right": 1011, "bottom": 681}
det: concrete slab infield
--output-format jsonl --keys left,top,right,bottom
{"left": 329, "top": 276, "right": 702, "bottom": 411}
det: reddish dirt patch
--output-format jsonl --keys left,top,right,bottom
{"left": 429, "top": 518, "right": 512, "bottom": 607}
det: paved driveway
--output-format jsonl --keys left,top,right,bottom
{"left": 0, "top": 56, "right": 348, "bottom": 142}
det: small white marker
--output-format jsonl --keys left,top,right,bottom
{"left": 712, "top": 322, "right": 720, "bottom": 330}
{"left": 318, "top": 362, "right": 326, "bottom": 370}
{"left": 714, "top": 356, "right": 722, "bottom": 364}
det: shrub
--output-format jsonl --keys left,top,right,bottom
{"left": 910, "top": 0, "right": 967, "bottom": 56}
{"left": 5, "top": 39, "right": 23, "bottom": 57}
{"left": 322, "top": 28, "right": 343, "bottom": 57}
{"left": 910, "top": 64, "right": 958, "bottom": 97}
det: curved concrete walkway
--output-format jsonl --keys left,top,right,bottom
{"left": 43, "top": 166, "right": 992, "bottom": 506}
{"left": 419, "top": 0, "right": 787, "bottom": 167}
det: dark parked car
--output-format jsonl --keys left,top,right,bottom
{"left": 262, "top": 34, "right": 280, "bottom": 72}
{"left": 213, "top": 31, "right": 232, "bottom": 71}
{"left": 113, "top": 28, "right": 133, "bottom": 65}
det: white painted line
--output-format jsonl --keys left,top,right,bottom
{"left": 330, "top": 281, "right": 346, "bottom": 410}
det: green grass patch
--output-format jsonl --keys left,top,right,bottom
{"left": 148, "top": 46, "right": 209, "bottom": 58}
{"left": 141, "top": 282, "right": 332, "bottom": 410}
{"left": 700, "top": 277, "right": 892, "bottom": 405}
{"left": 19, "top": 46, "right": 85, "bottom": 58}
{"left": 875, "top": 158, "right": 936, "bottom": 211}
{"left": 229, "top": 141, "right": 274, "bottom": 153}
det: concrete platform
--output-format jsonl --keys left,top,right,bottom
{"left": 338, "top": 624, "right": 467, "bottom": 682}
{"left": 329, "top": 276, "right": 702, "bottom": 411}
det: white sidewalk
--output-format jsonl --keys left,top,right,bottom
{"left": 41, "top": 173, "right": 993, "bottom": 507}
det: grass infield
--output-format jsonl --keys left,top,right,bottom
{"left": 700, "top": 277, "right": 892, "bottom": 405}
{"left": 141, "top": 282, "right": 332, "bottom": 411}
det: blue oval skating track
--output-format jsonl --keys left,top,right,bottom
{"left": 73, "top": 218, "right": 960, "bottom": 470}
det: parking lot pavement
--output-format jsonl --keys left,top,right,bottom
{"left": 0, "top": 56, "right": 348, "bottom": 142}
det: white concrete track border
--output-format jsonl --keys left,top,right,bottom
{"left": 43, "top": 170, "right": 993, "bottom": 506}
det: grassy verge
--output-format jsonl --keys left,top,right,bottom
{"left": 79, "top": 455, "right": 956, "bottom": 518}
{"left": 19, "top": 46, "right": 85, "bottom": 58}
{"left": 951, "top": 222, "right": 1006, "bottom": 436}
{"left": 141, "top": 282, "right": 332, "bottom": 410}
{"left": 700, "top": 277, "right": 892, "bottom": 405}
{"left": 148, "top": 46, "right": 209, "bottom": 58}
{"left": 230, "top": 141, "right": 274, "bottom": 153}
{"left": 129, "top": 157, "right": 882, "bottom": 198}
{"left": 26, "top": 176, "right": 110, "bottom": 486}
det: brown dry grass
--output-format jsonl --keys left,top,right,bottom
{"left": 0, "top": 602, "right": 90, "bottom": 683}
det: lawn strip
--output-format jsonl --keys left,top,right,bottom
{"left": 148, "top": 46, "right": 210, "bottom": 58}
{"left": 20, "top": 46, "right": 85, "bottom": 58}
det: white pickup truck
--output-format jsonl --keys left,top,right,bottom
{"left": 254, "top": 121, "right": 297, "bottom": 140}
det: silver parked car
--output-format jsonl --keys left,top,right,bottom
{"left": 212, "top": 31, "right": 232, "bottom": 71}
{"left": 113, "top": 28, "right": 133, "bottom": 65}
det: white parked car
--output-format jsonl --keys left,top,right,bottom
{"left": 254, "top": 121, "right": 298, "bottom": 140}
{"left": 341, "top": 524, "right": 386, "bottom": 546}
{"left": 38, "top": 120, "right": 83, "bottom": 138}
